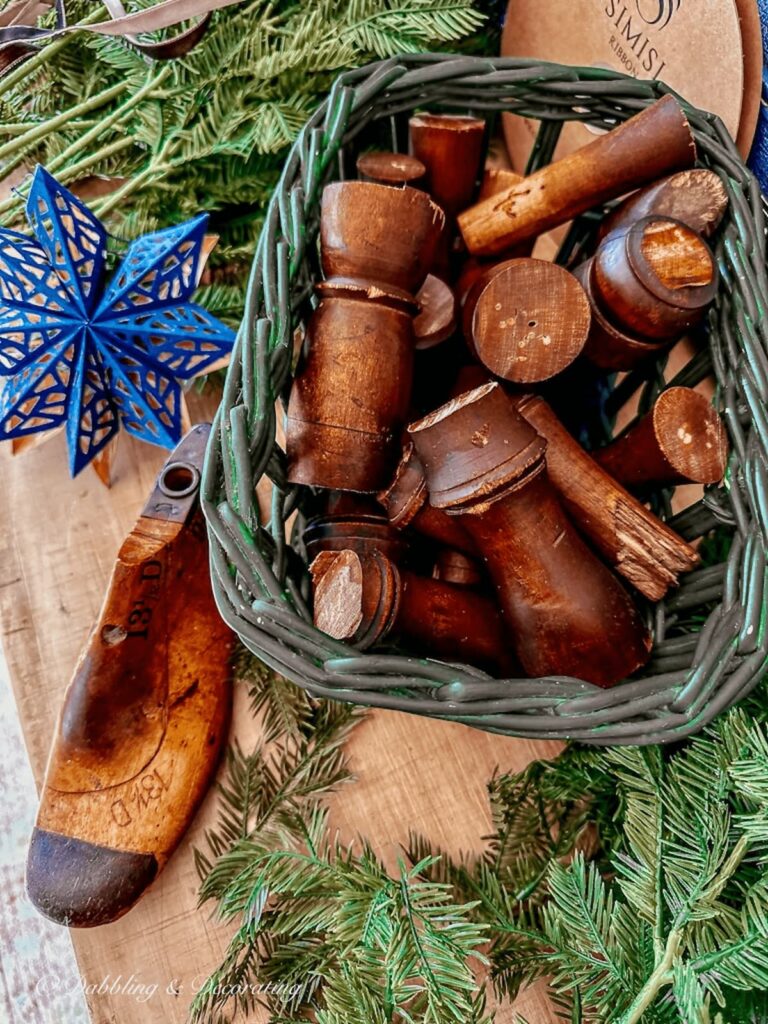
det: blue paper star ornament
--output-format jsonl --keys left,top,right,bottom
{"left": 0, "top": 167, "right": 235, "bottom": 475}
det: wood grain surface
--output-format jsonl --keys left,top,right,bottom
{"left": 512, "top": 393, "right": 700, "bottom": 601}
{"left": 0, "top": 387, "right": 561, "bottom": 1022}
{"left": 459, "top": 95, "right": 696, "bottom": 256}
{"left": 466, "top": 258, "right": 591, "bottom": 383}
{"left": 594, "top": 386, "right": 729, "bottom": 488}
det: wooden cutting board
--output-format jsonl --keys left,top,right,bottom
{"left": 0, "top": 387, "right": 561, "bottom": 1023}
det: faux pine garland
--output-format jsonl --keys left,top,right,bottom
{"left": 411, "top": 707, "right": 768, "bottom": 1023}
{"left": 0, "top": 0, "right": 491, "bottom": 323}
{"left": 193, "top": 654, "right": 492, "bottom": 1024}
{"left": 196, "top": 650, "right": 768, "bottom": 1023}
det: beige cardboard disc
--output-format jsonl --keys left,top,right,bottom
{"left": 735, "top": 0, "right": 763, "bottom": 156}
{"left": 502, "top": 0, "right": 755, "bottom": 171}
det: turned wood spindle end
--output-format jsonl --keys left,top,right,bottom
{"left": 377, "top": 443, "right": 428, "bottom": 529}
{"left": 378, "top": 443, "right": 477, "bottom": 554}
{"left": 573, "top": 258, "right": 670, "bottom": 371}
{"left": 320, "top": 181, "right": 445, "bottom": 294}
{"left": 408, "top": 113, "right": 486, "bottom": 215}
{"left": 638, "top": 219, "right": 716, "bottom": 290}
{"left": 652, "top": 388, "right": 729, "bottom": 484}
{"left": 594, "top": 216, "right": 718, "bottom": 341}
{"left": 303, "top": 511, "right": 412, "bottom": 567}
{"left": 311, "top": 549, "right": 398, "bottom": 645}
{"left": 600, "top": 168, "right": 729, "bottom": 240}
{"left": 464, "top": 258, "right": 591, "bottom": 384}
{"left": 408, "top": 381, "right": 547, "bottom": 511}
{"left": 414, "top": 274, "right": 457, "bottom": 349}
{"left": 596, "top": 386, "right": 729, "bottom": 487}
{"left": 312, "top": 549, "right": 365, "bottom": 640}
{"left": 356, "top": 150, "right": 426, "bottom": 187}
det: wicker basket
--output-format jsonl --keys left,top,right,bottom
{"left": 203, "top": 54, "right": 768, "bottom": 746}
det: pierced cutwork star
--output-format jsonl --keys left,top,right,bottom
{"left": 0, "top": 166, "right": 235, "bottom": 475}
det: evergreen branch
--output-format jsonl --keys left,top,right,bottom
{"left": 193, "top": 820, "right": 488, "bottom": 1022}
{"left": 195, "top": 640, "right": 768, "bottom": 1023}
{"left": 617, "top": 928, "right": 682, "bottom": 1024}
{"left": 0, "top": 3, "right": 108, "bottom": 99}
{"left": 0, "top": 0, "right": 489, "bottom": 304}
{"left": 194, "top": 650, "right": 361, "bottom": 896}
{"left": 236, "top": 646, "right": 314, "bottom": 741}
{"left": 45, "top": 66, "right": 172, "bottom": 171}
{"left": 194, "top": 648, "right": 491, "bottom": 1022}
{"left": 543, "top": 854, "right": 639, "bottom": 1010}
{"left": 0, "top": 77, "right": 128, "bottom": 164}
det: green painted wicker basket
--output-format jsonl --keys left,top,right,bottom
{"left": 203, "top": 54, "right": 768, "bottom": 746}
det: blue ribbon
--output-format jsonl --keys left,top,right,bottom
{"left": 748, "top": 0, "right": 768, "bottom": 191}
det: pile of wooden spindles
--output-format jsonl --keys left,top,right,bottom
{"left": 286, "top": 96, "right": 731, "bottom": 688}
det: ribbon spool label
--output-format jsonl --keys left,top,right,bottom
{"left": 501, "top": 0, "right": 762, "bottom": 166}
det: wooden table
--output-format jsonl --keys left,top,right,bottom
{"left": 0, "top": 388, "right": 561, "bottom": 1023}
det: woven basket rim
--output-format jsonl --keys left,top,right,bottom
{"left": 203, "top": 53, "right": 768, "bottom": 746}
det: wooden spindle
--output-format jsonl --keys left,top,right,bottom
{"left": 600, "top": 169, "right": 729, "bottom": 240}
{"left": 593, "top": 386, "right": 729, "bottom": 487}
{"left": 377, "top": 443, "right": 476, "bottom": 555}
{"left": 593, "top": 217, "right": 718, "bottom": 340}
{"left": 320, "top": 181, "right": 444, "bottom": 295}
{"left": 303, "top": 512, "right": 413, "bottom": 568}
{"left": 409, "top": 113, "right": 486, "bottom": 217}
{"left": 286, "top": 277, "right": 417, "bottom": 492}
{"left": 463, "top": 258, "right": 591, "bottom": 383}
{"left": 356, "top": 150, "right": 426, "bottom": 187}
{"left": 458, "top": 95, "right": 696, "bottom": 256}
{"left": 409, "top": 383, "right": 651, "bottom": 686}
{"left": 510, "top": 392, "right": 700, "bottom": 600}
{"left": 409, "top": 112, "right": 487, "bottom": 281}
{"left": 312, "top": 548, "right": 512, "bottom": 674}
{"left": 477, "top": 168, "right": 534, "bottom": 258}
{"left": 573, "top": 258, "right": 670, "bottom": 370}
{"left": 413, "top": 273, "right": 457, "bottom": 350}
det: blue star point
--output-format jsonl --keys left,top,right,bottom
{"left": 0, "top": 166, "right": 235, "bottom": 476}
